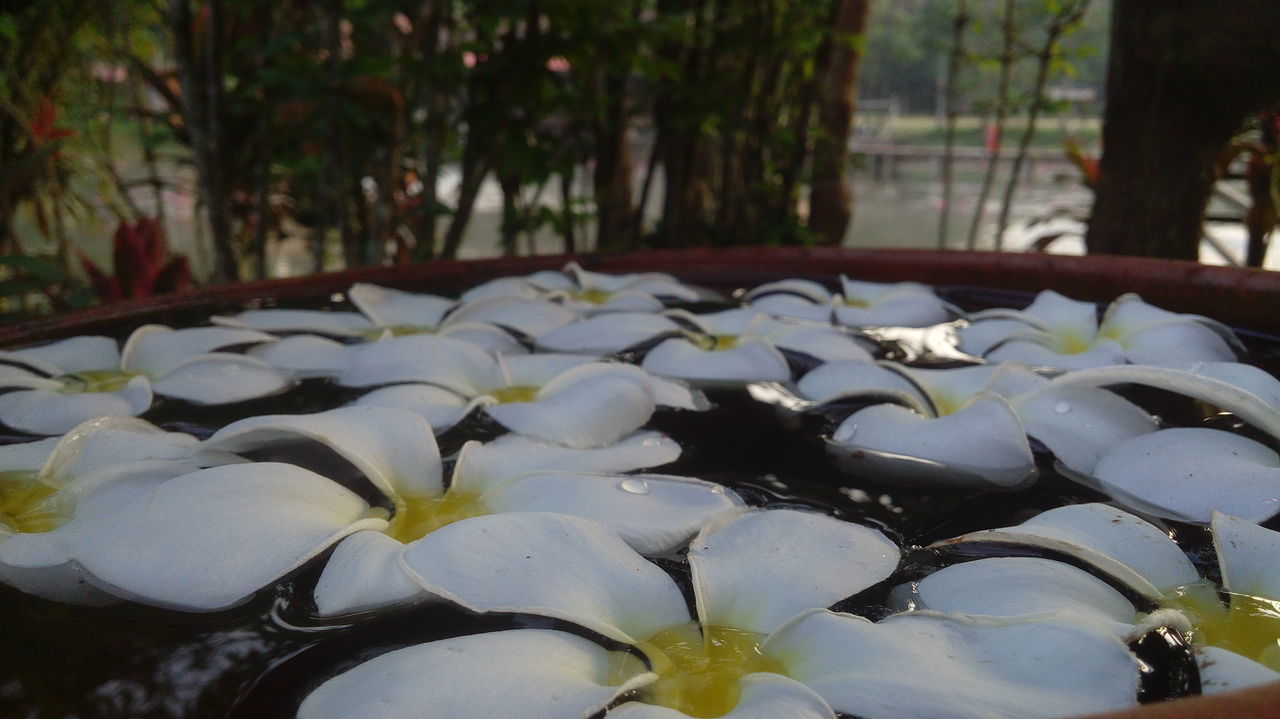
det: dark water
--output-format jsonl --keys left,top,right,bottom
{"left": 0, "top": 285, "right": 1275, "bottom": 718}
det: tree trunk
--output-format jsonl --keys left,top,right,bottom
{"left": 594, "top": 68, "right": 636, "bottom": 252}
{"left": 807, "top": 0, "right": 870, "bottom": 247}
{"left": 1087, "top": 0, "right": 1280, "bottom": 259}
{"left": 965, "top": 0, "right": 1015, "bottom": 251}
{"left": 937, "top": 0, "right": 968, "bottom": 250}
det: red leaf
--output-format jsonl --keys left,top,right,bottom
{"left": 152, "top": 256, "right": 192, "bottom": 296}
{"left": 78, "top": 251, "right": 123, "bottom": 303}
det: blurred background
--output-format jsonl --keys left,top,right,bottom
{"left": 1, "top": 0, "right": 1277, "bottom": 315}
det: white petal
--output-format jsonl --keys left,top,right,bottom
{"left": 451, "top": 431, "right": 681, "bottom": 495}
{"left": 247, "top": 335, "right": 358, "bottom": 378}
{"left": 500, "top": 353, "right": 597, "bottom": 387}
{"left": 0, "top": 377, "right": 152, "bottom": 435}
{"left": 152, "top": 354, "right": 290, "bottom": 404}
{"left": 956, "top": 318, "right": 1046, "bottom": 357}
{"left": 648, "top": 376, "right": 709, "bottom": 411}
{"left": 1122, "top": 321, "right": 1237, "bottom": 366}
{"left": 760, "top": 322, "right": 874, "bottom": 363}
{"left": 643, "top": 338, "right": 791, "bottom": 385}
{"left": 41, "top": 416, "right": 199, "bottom": 485}
{"left": 1183, "top": 361, "right": 1280, "bottom": 412}
{"left": 211, "top": 309, "right": 372, "bottom": 337}
{"left": 483, "top": 472, "right": 741, "bottom": 555}
{"left": 435, "top": 321, "right": 528, "bottom": 354}
{"left": 934, "top": 503, "right": 1199, "bottom": 598}
{"left": 833, "top": 291, "right": 950, "bottom": 328}
{"left": 748, "top": 294, "right": 834, "bottom": 323}
{"left": 402, "top": 512, "right": 690, "bottom": 643}
{"left": 1011, "top": 383, "right": 1157, "bottom": 475}
{"left": 353, "top": 383, "right": 476, "bottom": 433}
{"left": 348, "top": 283, "right": 455, "bottom": 328}
{"left": 0, "top": 437, "right": 60, "bottom": 473}
{"left": 59, "top": 462, "right": 383, "bottom": 611}
{"left": 1046, "top": 364, "right": 1280, "bottom": 441}
{"left": 486, "top": 363, "right": 655, "bottom": 448}
{"left": 4, "top": 335, "right": 121, "bottom": 373}
{"left": 903, "top": 557, "right": 1138, "bottom": 632}
{"left": 313, "top": 529, "right": 428, "bottom": 616}
{"left": 0, "top": 552, "right": 117, "bottom": 605}
{"left": 894, "top": 364, "right": 1003, "bottom": 413}
{"left": 828, "top": 397, "right": 1035, "bottom": 488}
{"left": 796, "top": 360, "right": 927, "bottom": 411}
{"left": 1017, "top": 289, "right": 1101, "bottom": 337}
{"left": 1092, "top": 429, "right": 1280, "bottom": 524}
{"left": 745, "top": 278, "right": 834, "bottom": 304}
{"left": 460, "top": 275, "right": 545, "bottom": 302}
{"left": 536, "top": 313, "right": 681, "bottom": 354}
{"left": 987, "top": 338, "right": 1128, "bottom": 370}
{"left": 445, "top": 295, "right": 577, "bottom": 336}
{"left": 609, "top": 674, "right": 834, "bottom": 719}
{"left": 337, "top": 334, "right": 501, "bottom": 393}
{"left": 689, "top": 509, "right": 899, "bottom": 635}
{"left": 766, "top": 609, "right": 1140, "bottom": 719}
{"left": 1196, "top": 646, "right": 1280, "bottom": 695}
{"left": 205, "top": 406, "right": 443, "bottom": 499}
{"left": 584, "top": 290, "right": 667, "bottom": 313}
{"left": 1211, "top": 512, "right": 1280, "bottom": 599}
{"left": 1104, "top": 294, "right": 1241, "bottom": 349}
{"left": 668, "top": 308, "right": 760, "bottom": 335}
{"left": 121, "top": 325, "right": 276, "bottom": 375}
{"left": 298, "top": 629, "right": 650, "bottom": 719}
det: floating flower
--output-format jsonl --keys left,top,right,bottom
{"left": 202, "top": 406, "right": 737, "bottom": 615}
{"left": 0, "top": 416, "right": 218, "bottom": 604}
{"left": 341, "top": 336, "right": 704, "bottom": 444}
{"left": 745, "top": 276, "right": 953, "bottom": 328}
{"left": 956, "top": 291, "right": 1241, "bottom": 370}
{"left": 798, "top": 360, "right": 1155, "bottom": 489}
{"left": 0, "top": 326, "right": 288, "bottom": 434}
{"left": 642, "top": 309, "right": 875, "bottom": 386}
{"left": 461, "top": 261, "right": 705, "bottom": 313}
{"left": 217, "top": 284, "right": 578, "bottom": 377}
{"left": 300, "top": 509, "right": 1141, "bottom": 718}
{"left": 923, "top": 503, "right": 1280, "bottom": 695}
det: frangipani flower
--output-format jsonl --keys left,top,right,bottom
{"left": 0, "top": 416, "right": 220, "bottom": 603}
{"left": 957, "top": 290, "right": 1241, "bottom": 370}
{"left": 800, "top": 360, "right": 1155, "bottom": 488}
{"left": 300, "top": 509, "right": 1142, "bottom": 719}
{"left": 0, "top": 326, "right": 288, "bottom": 434}
{"left": 341, "top": 336, "right": 704, "bottom": 444}
{"left": 216, "top": 284, "right": 578, "bottom": 375}
{"left": 1041, "top": 364, "right": 1280, "bottom": 523}
{"left": 202, "top": 406, "right": 739, "bottom": 615}
{"left": 461, "top": 261, "right": 705, "bottom": 313}
{"left": 642, "top": 309, "right": 875, "bottom": 386}
{"left": 922, "top": 503, "right": 1280, "bottom": 695}
{"left": 745, "top": 276, "right": 953, "bottom": 328}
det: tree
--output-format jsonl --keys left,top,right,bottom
{"left": 1086, "top": 0, "right": 1280, "bottom": 259}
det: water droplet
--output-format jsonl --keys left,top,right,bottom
{"left": 1053, "top": 401, "right": 1072, "bottom": 414}
{"left": 641, "top": 436, "right": 663, "bottom": 447}
{"left": 710, "top": 485, "right": 726, "bottom": 495}
{"left": 834, "top": 423, "right": 857, "bottom": 442}
{"left": 618, "top": 478, "right": 650, "bottom": 495}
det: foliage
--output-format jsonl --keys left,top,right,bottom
{"left": 80, "top": 218, "right": 192, "bottom": 303}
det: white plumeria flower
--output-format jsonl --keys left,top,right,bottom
{"left": 801, "top": 360, "right": 1156, "bottom": 489}
{"left": 0, "top": 326, "right": 288, "bottom": 435}
{"left": 1041, "top": 364, "right": 1280, "bottom": 523}
{"left": 300, "top": 508, "right": 1142, "bottom": 719}
{"left": 956, "top": 291, "right": 1241, "bottom": 370}
{"left": 461, "top": 261, "right": 705, "bottom": 313}
{"left": 217, "top": 284, "right": 578, "bottom": 377}
{"left": 340, "top": 336, "right": 704, "bottom": 445}
{"left": 642, "top": 309, "right": 875, "bottom": 387}
{"left": 202, "top": 405, "right": 739, "bottom": 615}
{"left": 0, "top": 416, "right": 222, "bottom": 604}
{"left": 746, "top": 276, "right": 953, "bottom": 328}
{"left": 922, "top": 503, "right": 1280, "bottom": 695}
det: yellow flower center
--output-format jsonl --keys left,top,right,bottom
{"left": 378, "top": 490, "right": 487, "bottom": 543}
{"left": 0, "top": 471, "right": 67, "bottom": 534}
{"left": 488, "top": 385, "right": 540, "bottom": 404}
{"left": 843, "top": 297, "right": 869, "bottom": 308}
{"left": 1162, "top": 580, "right": 1280, "bottom": 671}
{"left": 572, "top": 288, "right": 614, "bottom": 305}
{"left": 696, "top": 335, "right": 740, "bottom": 352}
{"left": 1052, "top": 332, "right": 1094, "bottom": 355}
{"left": 617, "top": 622, "right": 783, "bottom": 718}
{"left": 360, "top": 324, "right": 427, "bottom": 340}
{"left": 56, "top": 369, "right": 137, "bottom": 394}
